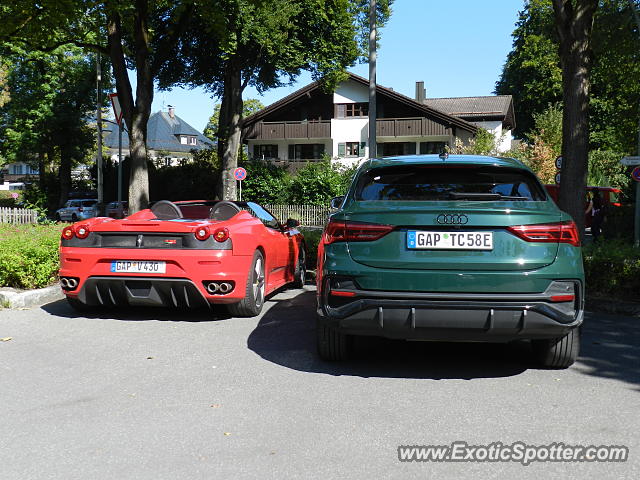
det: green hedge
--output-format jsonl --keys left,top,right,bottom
{"left": 583, "top": 240, "right": 640, "bottom": 301}
{"left": 0, "top": 223, "right": 61, "bottom": 289}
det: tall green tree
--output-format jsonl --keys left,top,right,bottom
{"left": 158, "top": 0, "right": 392, "bottom": 201}
{"left": 0, "top": 46, "right": 99, "bottom": 207}
{"left": 0, "top": 0, "right": 196, "bottom": 213}
{"left": 203, "top": 99, "right": 264, "bottom": 141}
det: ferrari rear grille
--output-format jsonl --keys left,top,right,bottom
{"left": 77, "top": 277, "right": 210, "bottom": 308}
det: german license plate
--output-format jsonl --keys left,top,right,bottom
{"left": 110, "top": 260, "right": 166, "bottom": 273}
{"left": 407, "top": 231, "right": 493, "bottom": 250}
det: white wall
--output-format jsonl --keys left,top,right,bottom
{"left": 473, "top": 120, "right": 512, "bottom": 153}
{"left": 333, "top": 80, "right": 368, "bottom": 104}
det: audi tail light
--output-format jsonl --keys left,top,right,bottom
{"left": 323, "top": 220, "right": 394, "bottom": 244}
{"left": 507, "top": 221, "right": 580, "bottom": 247}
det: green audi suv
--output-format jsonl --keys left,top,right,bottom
{"left": 316, "top": 154, "right": 584, "bottom": 368}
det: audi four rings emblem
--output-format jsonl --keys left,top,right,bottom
{"left": 437, "top": 213, "right": 469, "bottom": 225}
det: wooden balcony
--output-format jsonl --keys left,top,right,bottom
{"left": 376, "top": 117, "right": 451, "bottom": 137}
{"left": 245, "top": 120, "right": 331, "bottom": 140}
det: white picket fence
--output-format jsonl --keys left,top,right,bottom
{"left": 0, "top": 207, "right": 39, "bottom": 224}
{"left": 264, "top": 204, "right": 332, "bottom": 227}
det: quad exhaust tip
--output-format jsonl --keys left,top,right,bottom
{"left": 205, "top": 281, "right": 234, "bottom": 295}
{"left": 60, "top": 277, "right": 79, "bottom": 290}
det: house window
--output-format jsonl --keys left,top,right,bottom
{"left": 188, "top": 136, "right": 197, "bottom": 146}
{"left": 335, "top": 102, "right": 368, "bottom": 118}
{"left": 288, "top": 144, "right": 325, "bottom": 160}
{"left": 377, "top": 142, "right": 417, "bottom": 157}
{"left": 255, "top": 144, "right": 278, "bottom": 160}
{"left": 337, "top": 142, "right": 361, "bottom": 157}
{"left": 180, "top": 136, "right": 188, "bottom": 145}
{"left": 10, "top": 164, "right": 24, "bottom": 175}
{"left": 419, "top": 142, "right": 448, "bottom": 154}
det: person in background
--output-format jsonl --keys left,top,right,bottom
{"left": 590, "top": 190, "right": 606, "bottom": 241}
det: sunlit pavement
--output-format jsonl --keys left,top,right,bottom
{"left": 0, "top": 287, "right": 638, "bottom": 479}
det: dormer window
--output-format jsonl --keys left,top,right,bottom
{"left": 179, "top": 135, "right": 197, "bottom": 145}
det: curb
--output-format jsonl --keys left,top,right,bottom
{"left": 0, "top": 284, "right": 64, "bottom": 309}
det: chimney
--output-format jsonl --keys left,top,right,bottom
{"left": 168, "top": 105, "right": 175, "bottom": 118}
{"left": 415, "top": 81, "right": 426, "bottom": 103}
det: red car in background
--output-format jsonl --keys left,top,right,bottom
{"left": 59, "top": 200, "right": 306, "bottom": 317}
{"left": 544, "top": 184, "right": 622, "bottom": 227}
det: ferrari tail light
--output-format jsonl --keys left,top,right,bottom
{"left": 62, "top": 226, "right": 75, "bottom": 240}
{"left": 75, "top": 224, "right": 90, "bottom": 239}
{"left": 507, "top": 221, "right": 580, "bottom": 247}
{"left": 194, "top": 226, "right": 210, "bottom": 241}
{"left": 323, "top": 220, "right": 394, "bottom": 244}
{"left": 212, "top": 227, "right": 229, "bottom": 243}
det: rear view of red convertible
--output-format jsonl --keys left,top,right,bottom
{"left": 59, "top": 200, "right": 306, "bottom": 317}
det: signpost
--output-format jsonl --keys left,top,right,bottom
{"left": 632, "top": 166, "right": 640, "bottom": 182}
{"left": 554, "top": 156, "right": 562, "bottom": 185}
{"left": 234, "top": 167, "right": 247, "bottom": 201}
{"left": 109, "top": 93, "right": 124, "bottom": 203}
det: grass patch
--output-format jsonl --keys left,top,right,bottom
{"left": 0, "top": 223, "right": 62, "bottom": 289}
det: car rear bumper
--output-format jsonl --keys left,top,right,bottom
{"left": 60, "top": 247, "right": 253, "bottom": 307}
{"left": 317, "top": 285, "right": 584, "bottom": 342}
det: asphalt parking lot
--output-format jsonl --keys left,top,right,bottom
{"left": 1, "top": 286, "right": 638, "bottom": 479}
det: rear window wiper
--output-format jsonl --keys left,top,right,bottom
{"left": 447, "top": 192, "right": 530, "bottom": 201}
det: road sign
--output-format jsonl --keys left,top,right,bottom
{"left": 234, "top": 167, "right": 247, "bottom": 181}
{"left": 632, "top": 166, "right": 640, "bottom": 182}
{"left": 555, "top": 172, "right": 561, "bottom": 184}
{"left": 555, "top": 156, "right": 562, "bottom": 170}
{"left": 109, "top": 93, "right": 124, "bottom": 126}
{"left": 621, "top": 156, "right": 640, "bottom": 166}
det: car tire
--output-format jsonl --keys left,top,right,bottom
{"left": 532, "top": 327, "right": 580, "bottom": 368}
{"left": 227, "top": 250, "right": 265, "bottom": 318}
{"left": 55, "top": 213, "right": 61, "bottom": 222}
{"left": 316, "top": 317, "right": 352, "bottom": 361}
{"left": 292, "top": 249, "right": 306, "bottom": 288}
{"left": 71, "top": 214, "right": 78, "bottom": 222}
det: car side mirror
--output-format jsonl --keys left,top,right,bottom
{"left": 286, "top": 218, "right": 300, "bottom": 228}
{"left": 330, "top": 196, "right": 345, "bottom": 209}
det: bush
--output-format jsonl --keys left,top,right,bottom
{"left": 0, "top": 191, "right": 20, "bottom": 208}
{"left": 241, "top": 159, "right": 291, "bottom": 204}
{"left": 0, "top": 223, "right": 61, "bottom": 289}
{"left": 300, "top": 227, "right": 322, "bottom": 269}
{"left": 288, "top": 160, "right": 356, "bottom": 205}
{"left": 583, "top": 239, "right": 640, "bottom": 301}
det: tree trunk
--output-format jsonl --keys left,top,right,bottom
{"left": 217, "top": 62, "right": 244, "bottom": 201}
{"left": 106, "top": 1, "right": 152, "bottom": 214}
{"left": 552, "top": 0, "right": 597, "bottom": 240}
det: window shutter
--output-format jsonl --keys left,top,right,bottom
{"left": 336, "top": 104, "right": 346, "bottom": 119}
{"left": 338, "top": 143, "right": 346, "bottom": 157}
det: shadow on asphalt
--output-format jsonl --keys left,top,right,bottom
{"left": 41, "top": 298, "right": 231, "bottom": 322}
{"left": 577, "top": 311, "right": 640, "bottom": 392}
{"left": 248, "top": 289, "right": 534, "bottom": 380}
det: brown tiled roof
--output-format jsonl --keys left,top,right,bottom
{"left": 424, "top": 96, "right": 515, "bottom": 130}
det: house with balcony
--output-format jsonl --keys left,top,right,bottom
{"left": 103, "top": 106, "right": 213, "bottom": 166}
{"left": 242, "top": 73, "right": 515, "bottom": 169}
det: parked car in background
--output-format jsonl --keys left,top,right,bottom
{"left": 544, "top": 184, "right": 622, "bottom": 228}
{"left": 59, "top": 200, "right": 306, "bottom": 317}
{"left": 55, "top": 199, "right": 99, "bottom": 222}
{"left": 105, "top": 201, "right": 129, "bottom": 219}
{"left": 317, "top": 154, "right": 584, "bottom": 368}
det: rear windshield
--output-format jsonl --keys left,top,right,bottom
{"left": 355, "top": 165, "right": 546, "bottom": 201}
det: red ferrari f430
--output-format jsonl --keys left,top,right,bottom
{"left": 59, "top": 200, "right": 306, "bottom": 317}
